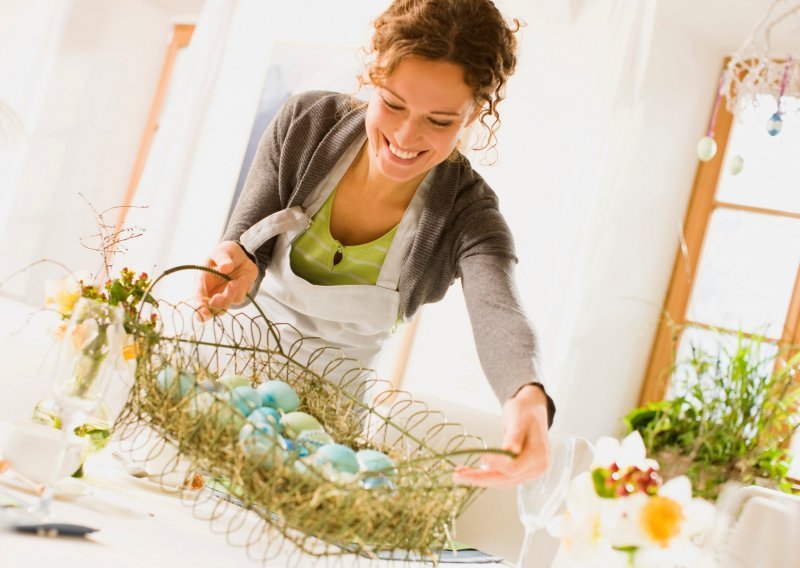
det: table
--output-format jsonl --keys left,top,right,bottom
{"left": 0, "top": 295, "right": 514, "bottom": 567}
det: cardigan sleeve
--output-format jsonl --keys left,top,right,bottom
{"left": 459, "top": 253, "right": 556, "bottom": 427}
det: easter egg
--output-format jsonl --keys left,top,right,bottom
{"left": 313, "top": 444, "right": 359, "bottom": 475}
{"left": 355, "top": 449, "right": 396, "bottom": 475}
{"left": 256, "top": 380, "right": 300, "bottom": 413}
{"left": 296, "top": 429, "right": 334, "bottom": 453}
{"left": 239, "top": 423, "right": 277, "bottom": 456}
{"left": 217, "top": 374, "right": 251, "bottom": 391}
{"left": 212, "top": 401, "right": 246, "bottom": 432}
{"left": 766, "top": 112, "right": 783, "bottom": 136}
{"left": 281, "top": 412, "right": 322, "bottom": 437}
{"left": 728, "top": 154, "right": 744, "bottom": 176}
{"left": 230, "top": 386, "right": 262, "bottom": 417}
{"left": 187, "top": 391, "right": 217, "bottom": 416}
{"left": 361, "top": 475, "right": 395, "bottom": 490}
{"left": 248, "top": 407, "right": 283, "bottom": 432}
{"left": 696, "top": 136, "right": 717, "bottom": 162}
{"left": 156, "top": 366, "right": 196, "bottom": 402}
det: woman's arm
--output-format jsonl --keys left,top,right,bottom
{"left": 453, "top": 252, "right": 556, "bottom": 486}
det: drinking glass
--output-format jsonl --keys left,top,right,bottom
{"left": 39, "top": 297, "right": 126, "bottom": 514}
{"left": 516, "top": 432, "right": 576, "bottom": 568}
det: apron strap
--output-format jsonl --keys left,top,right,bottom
{"left": 374, "top": 167, "right": 435, "bottom": 290}
{"left": 239, "top": 206, "right": 310, "bottom": 256}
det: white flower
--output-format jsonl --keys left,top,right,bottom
{"left": 593, "top": 431, "right": 659, "bottom": 472}
{"left": 44, "top": 270, "right": 93, "bottom": 317}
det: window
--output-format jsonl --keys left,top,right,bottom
{"left": 639, "top": 61, "right": 800, "bottom": 477}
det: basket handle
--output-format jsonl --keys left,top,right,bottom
{"left": 138, "top": 264, "right": 283, "bottom": 352}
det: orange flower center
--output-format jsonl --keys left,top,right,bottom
{"left": 640, "top": 496, "right": 684, "bottom": 547}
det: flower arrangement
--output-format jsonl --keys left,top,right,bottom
{"left": 33, "top": 268, "right": 157, "bottom": 475}
{"left": 547, "top": 431, "right": 716, "bottom": 568}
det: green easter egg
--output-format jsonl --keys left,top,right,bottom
{"left": 217, "top": 374, "right": 251, "bottom": 391}
{"left": 281, "top": 411, "right": 322, "bottom": 437}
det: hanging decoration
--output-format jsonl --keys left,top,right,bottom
{"left": 695, "top": 0, "right": 800, "bottom": 168}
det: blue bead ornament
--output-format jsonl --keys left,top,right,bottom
{"left": 766, "top": 112, "right": 783, "bottom": 136}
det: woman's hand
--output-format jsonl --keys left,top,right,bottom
{"left": 195, "top": 241, "right": 259, "bottom": 321}
{"left": 453, "top": 384, "right": 550, "bottom": 487}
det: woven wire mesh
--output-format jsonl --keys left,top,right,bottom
{"left": 113, "top": 266, "right": 494, "bottom": 564}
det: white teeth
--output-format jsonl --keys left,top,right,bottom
{"left": 388, "top": 142, "right": 420, "bottom": 160}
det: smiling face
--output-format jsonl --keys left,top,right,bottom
{"left": 364, "top": 56, "right": 478, "bottom": 184}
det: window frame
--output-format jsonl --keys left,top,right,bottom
{"left": 639, "top": 59, "right": 800, "bottom": 405}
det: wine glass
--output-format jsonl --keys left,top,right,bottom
{"left": 516, "top": 432, "right": 576, "bottom": 568}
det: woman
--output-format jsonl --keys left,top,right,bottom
{"left": 196, "top": 0, "right": 555, "bottom": 487}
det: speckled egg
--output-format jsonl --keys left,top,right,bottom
{"left": 280, "top": 411, "right": 322, "bottom": 437}
{"left": 156, "top": 366, "right": 196, "bottom": 402}
{"left": 248, "top": 407, "right": 283, "bottom": 432}
{"left": 256, "top": 380, "right": 300, "bottom": 413}
{"left": 216, "top": 374, "right": 251, "bottom": 391}
{"left": 230, "top": 386, "right": 262, "bottom": 417}
{"left": 355, "top": 449, "right": 396, "bottom": 475}
{"left": 279, "top": 436, "right": 309, "bottom": 458}
{"left": 313, "top": 444, "right": 359, "bottom": 475}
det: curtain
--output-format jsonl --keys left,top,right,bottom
{"left": 121, "top": 0, "right": 238, "bottom": 277}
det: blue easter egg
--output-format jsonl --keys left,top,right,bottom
{"left": 313, "top": 444, "right": 359, "bottom": 475}
{"left": 248, "top": 407, "right": 283, "bottom": 432}
{"left": 361, "top": 475, "right": 395, "bottom": 490}
{"left": 767, "top": 112, "right": 783, "bottom": 136}
{"left": 355, "top": 449, "right": 396, "bottom": 475}
{"left": 256, "top": 380, "right": 300, "bottom": 413}
{"left": 156, "top": 366, "right": 196, "bottom": 401}
{"left": 230, "top": 386, "right": 262, "bottom": 417}
{"left": 239, "top": 423, "right": 276, "bottom": 456}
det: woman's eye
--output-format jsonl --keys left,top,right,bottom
{"left": 382, "top": 99, "right": 403, "bottom": 111}
{"left": 429, "top": 118, "right": 453, "bottom": 128}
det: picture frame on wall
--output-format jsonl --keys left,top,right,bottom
{"left": 226, "top": 41, "right": 366, "bottom": 222}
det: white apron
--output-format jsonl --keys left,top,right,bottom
{"left": 239, "top": 135, "right": 433, "bottom": 384}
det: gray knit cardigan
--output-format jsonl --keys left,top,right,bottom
{"left": 223, "top": 91, "right": 554, "bottom": 422}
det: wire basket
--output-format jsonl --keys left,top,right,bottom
{"left": 113, "top": 266, "right": 502, "bottom": 563}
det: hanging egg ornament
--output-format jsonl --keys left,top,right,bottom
{"left": 696, "top": 136, "right": 717, "bottom": 162}
{"left": 766, "top": 112, "right": 783, "bottom": 136}
{"left": 728, "top": 154, "right": 744, "bottom": 176}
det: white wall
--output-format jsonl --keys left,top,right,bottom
{"left": 0, "top": 0, "right": 202, "bottom": 302}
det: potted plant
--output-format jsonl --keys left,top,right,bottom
{"left": 625, "top": 331, "right": 799, "bottom": 500}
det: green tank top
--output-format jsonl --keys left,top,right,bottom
{"left": 289, "top": 188, "right": 399, "bottom": 286}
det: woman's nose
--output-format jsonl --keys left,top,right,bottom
{"left": 394, "top": 118, "right": 420, "bottom": 149}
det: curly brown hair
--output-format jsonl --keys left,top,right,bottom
{"left": 363, "top": 0, "right": 521, "bottom": 153}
